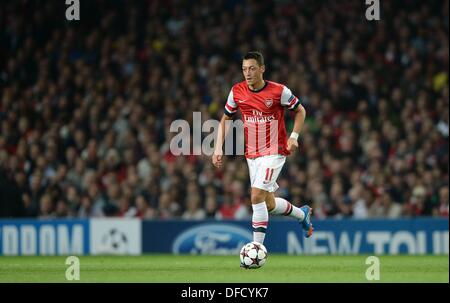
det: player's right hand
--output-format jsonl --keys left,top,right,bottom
{"left": 212, "top": 152, "right": 223, "bottom": 168}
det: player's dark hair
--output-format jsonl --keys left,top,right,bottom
{"left": 243, "top": 51, "right": 264, "bottom": 66}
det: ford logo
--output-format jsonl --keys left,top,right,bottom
{"left": 172, "top": 224, "right": 252, "bottom": 255}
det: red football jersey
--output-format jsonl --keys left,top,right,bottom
{"left": 224, "top": 80, "right": 301, "bottom": 159}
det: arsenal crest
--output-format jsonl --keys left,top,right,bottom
{"left": 265, "top": 99, "right": 273, "bottom": 108}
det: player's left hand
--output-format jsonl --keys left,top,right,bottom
{"left": 287, "top": 138, "right": 299, "bottom": 152}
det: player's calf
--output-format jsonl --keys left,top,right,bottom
{"left": 250, "top": 188, "right": 269, "bottom": 244}
{"left": 268, "top": 196, "right": 314, "bottom": 237}
{"left": 269, "top": 197, "right": 305, "bottom": 221}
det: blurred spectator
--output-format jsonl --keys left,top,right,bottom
{"left": 55, "top": 199, "right": 69, "bottom": 218}
{"left": 404, "top": 185, "right": 429, "bottom": 217}
{"left": 0, "top": 168, "right": 24, "bottom": 217}
{"left": 433, "top": 186, "right": 449, "bottom": 217}
{"left": 38, "top": 194, "right": 55, "bottom": 219}
{"left": 157, "top": 191, "right": 180, "bottom": 219}
{"left": 135, "top": 194, "right": 157, "bottom": 219}
{"left": 78, "top": 194, "right": 104, "bottom": 218}
{"left": 349, "top": 182, "right": 368, "bottom": 219}
{"left": 205, "top": 196, "right": 219, "bottom": 218}
{"left": 182, "top": 195, "right": 206, "bottom": 220}
{"left": 216, "top": 193, "right": 250, "bottom": 219}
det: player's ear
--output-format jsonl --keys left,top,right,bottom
{"left": 260, "top": 65, "right": 265, "bottom": 73}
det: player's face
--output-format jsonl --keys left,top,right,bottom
{"left": 242, "top": 59, "right": 265, "bottom": 86}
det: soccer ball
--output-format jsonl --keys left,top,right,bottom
{"left": 239, "top": 242, "right": 268, "bottom": 269}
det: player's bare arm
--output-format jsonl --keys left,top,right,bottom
{"left": 287, "top": 103, "right": 306, "bottom": 152}
{"left": 212, "top": 113, "right": 233, "bottom": 168}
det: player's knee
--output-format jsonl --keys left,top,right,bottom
{"left": 251, "top": 188, "right": 267, "bottom": 204}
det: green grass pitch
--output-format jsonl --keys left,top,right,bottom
{"left": 0, "top": 255, "right": 447, "bottom": 283}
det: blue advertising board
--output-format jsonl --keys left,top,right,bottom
{"left": 0, "top": 218, "right": 447, "bottom": 255}
{"left": 0, "top": 219, "right": 90, "bottom": 256}
{"left": 142, "top": 218, "right": 449, "bottom": 255}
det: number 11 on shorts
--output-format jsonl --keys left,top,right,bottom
{"left": 265, "top": 168, "right": 274, "bottom": 182}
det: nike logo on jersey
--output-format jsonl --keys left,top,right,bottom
{"left": 237, "top": 99, "right": 247, "bottom": 103}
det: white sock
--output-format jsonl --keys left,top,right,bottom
{"left": 252, "top": 201, "right": 268, "bottom": 244}
{"left": 269, "top": 197, "right": 305, "bottom": 221}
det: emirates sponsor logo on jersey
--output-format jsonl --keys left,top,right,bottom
{"left": 265, "top": 99, "right": 273, "bottom": 108}
{"left": 244, "top": 114, "right": 275, "bottom": 123}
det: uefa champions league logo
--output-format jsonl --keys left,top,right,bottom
{"left": 97, "top": 228, "right": 130, "bottom": 255}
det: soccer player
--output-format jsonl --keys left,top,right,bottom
{"left": 212, "top": 51, "right": 313, "bottom": 247}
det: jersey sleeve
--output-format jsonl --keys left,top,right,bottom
{"left": 280, "top": 86, "right": 301, "bottom": 111}
{"left": 224, "top": 89, "right": 238, "bottom": 116}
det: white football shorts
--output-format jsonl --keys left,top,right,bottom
{"left": 246, "top": 154, "right": 286, "bottom": 192}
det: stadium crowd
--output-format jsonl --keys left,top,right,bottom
{"left": 0, "top": 0, "right": 448, "bottom": 220}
